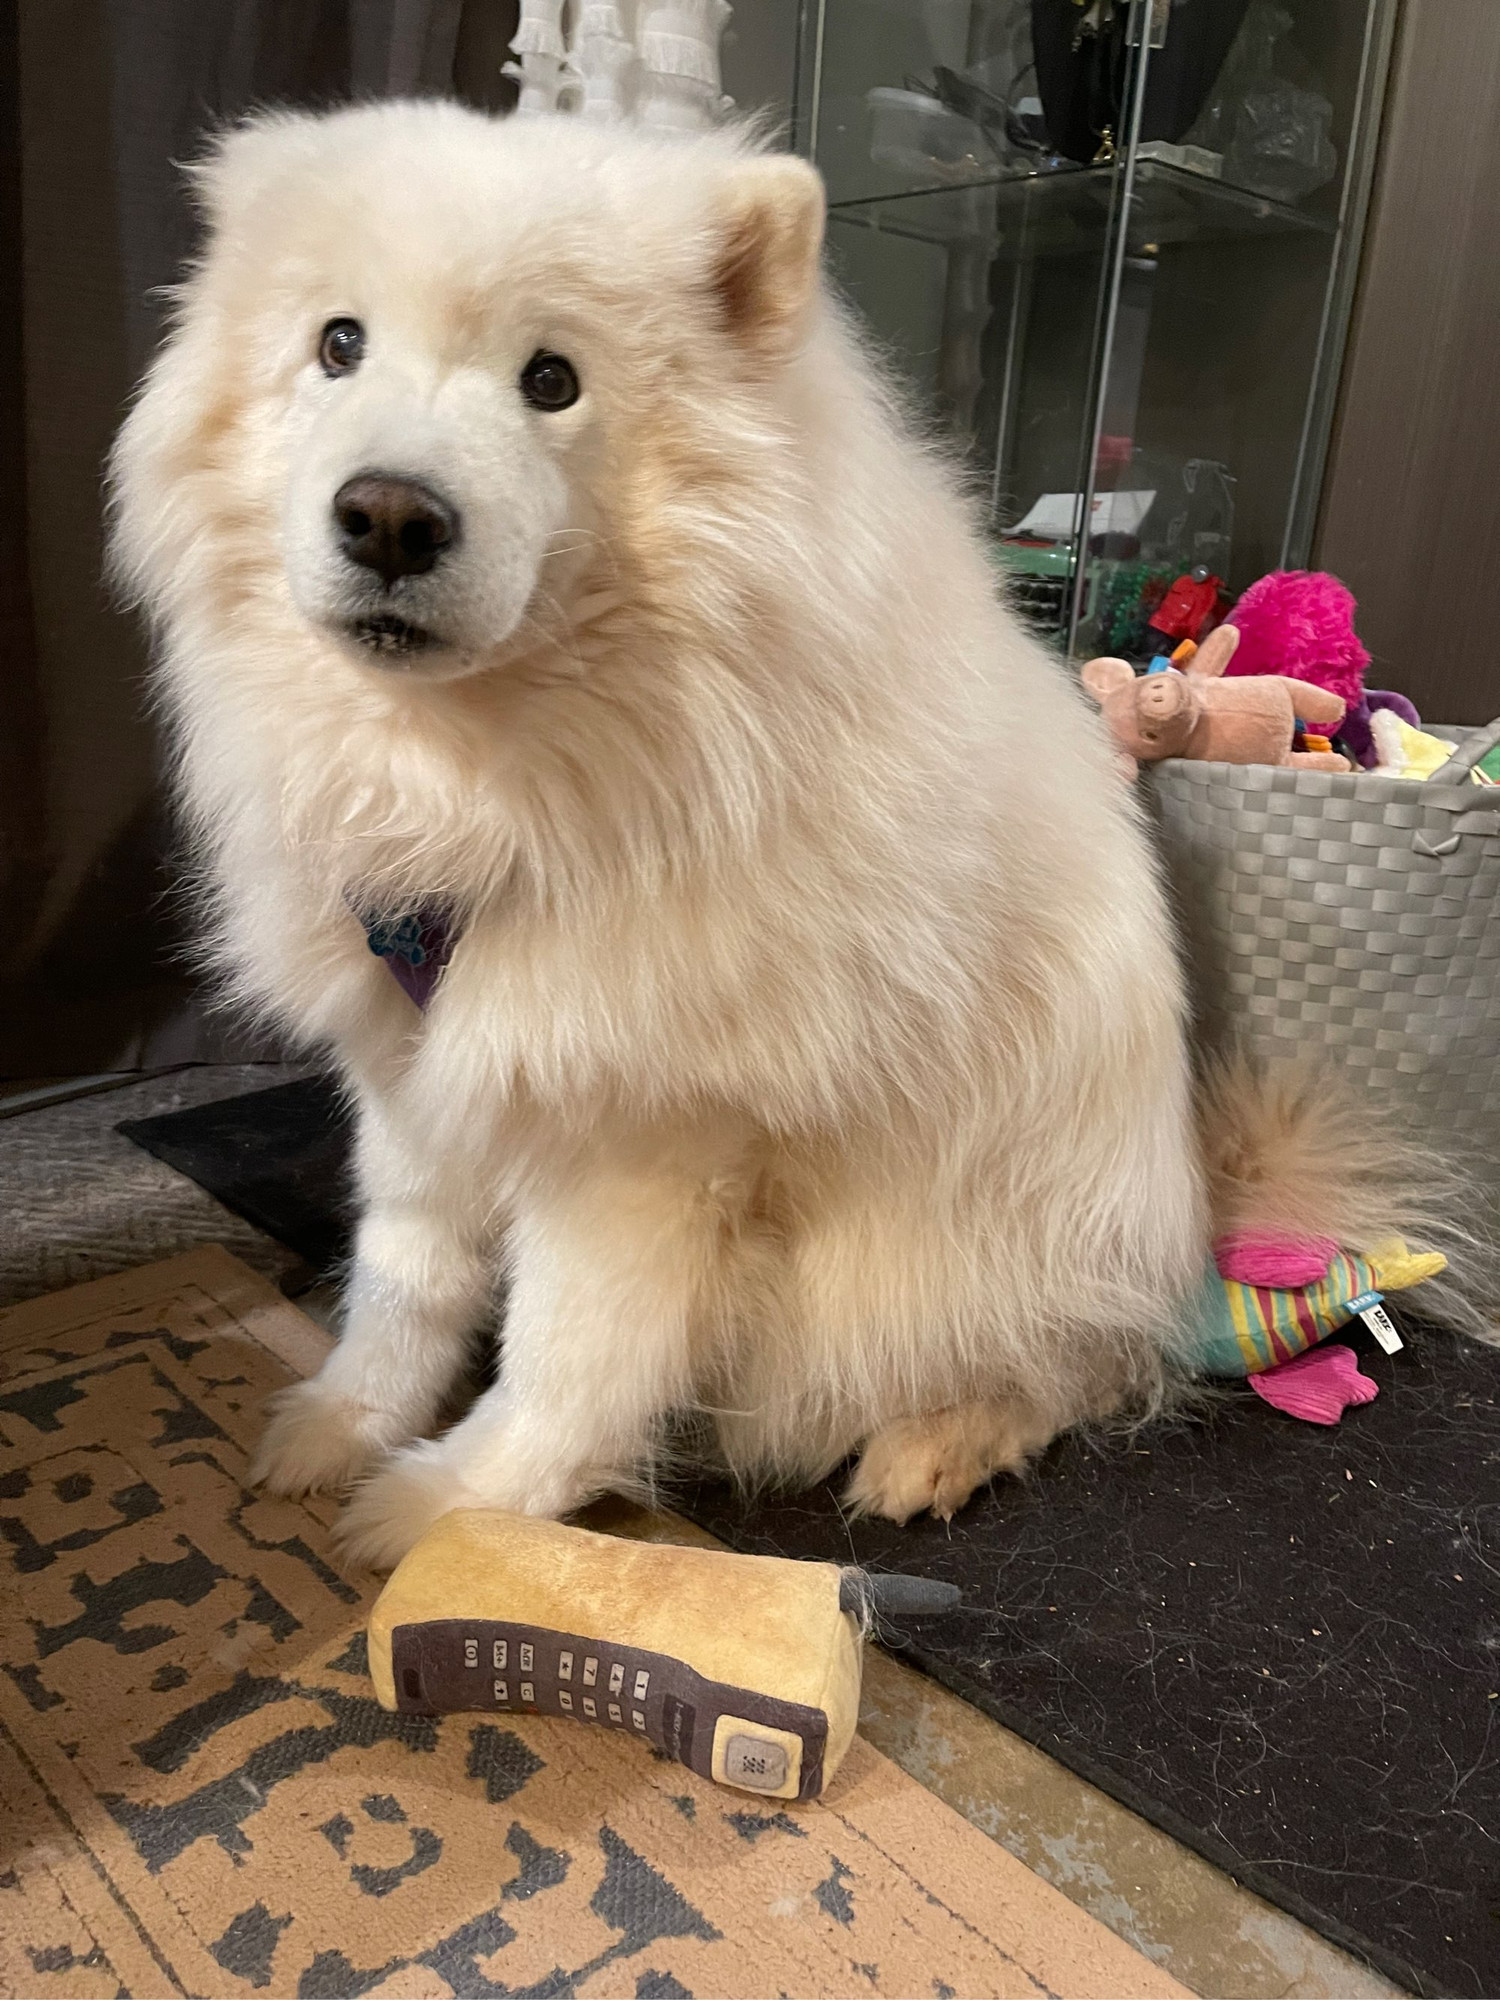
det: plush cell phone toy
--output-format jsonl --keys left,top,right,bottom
{"left": 367, "top": 1509, "right": 957, "bottom": 1802}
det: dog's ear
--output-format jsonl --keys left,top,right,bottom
{"left": 185, "top": 111, "right": 318, "bottom": 236}
{"left": 710, "top": 156, "right": 826, "bottom": 365}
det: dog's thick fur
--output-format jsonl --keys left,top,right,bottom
{"left": 111, "top": 103, "right": 1427, "bottom": 1568}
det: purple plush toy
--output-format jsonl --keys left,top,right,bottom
{"left": 1221, "top": 570, "right": 1418, "bottom": 768}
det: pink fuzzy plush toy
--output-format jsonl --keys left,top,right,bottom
{"left": 1222, "top": 570, "right": 1418, "bottom": 768}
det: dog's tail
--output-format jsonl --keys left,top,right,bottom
{"left": 1196, "top": 1051, "right": 1497, "bottom": 1337}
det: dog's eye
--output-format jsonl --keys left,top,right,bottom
{"left": 520, "top": 351, "right": 580, "bottom": 412}
{"left": 319, "top": 318, "right": 365, "bottom": 377}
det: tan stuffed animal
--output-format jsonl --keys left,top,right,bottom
{"left": 1082, "top": 624, "right": 1351, "bottom": 777}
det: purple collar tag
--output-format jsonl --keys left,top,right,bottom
{"left": 359, "top": 906, "right": 457, "bottom": 1010}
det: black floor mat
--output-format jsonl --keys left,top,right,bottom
{"left": 681, "top": 1357, "right": 1500, "bottom": 2000}
{"left": 119, "top": 1075, "right": 355, "bottom": 1274}
{"left": 119, "top": 1077, "right": 1500, "bottom": 1997}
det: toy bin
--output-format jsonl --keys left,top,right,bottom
{"left": 1146, "top": 717, "right": 1500, "bottom": 1194}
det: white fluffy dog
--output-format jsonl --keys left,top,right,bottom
{"left": 111, "top": 102, "right": 1395, "bottom": 1568}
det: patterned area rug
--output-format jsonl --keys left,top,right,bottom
{"left": 0, "top": 1248, "right": 1184, "bottom": 2000}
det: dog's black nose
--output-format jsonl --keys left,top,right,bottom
{"left": 333, "top": 475, "right": 458, "bottom": 586}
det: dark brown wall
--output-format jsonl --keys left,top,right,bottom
{"left": 0, "top": 0, "right": 514, "bottom": 1078}
{"left": 1316, "top": 0, "right": 1500, "bottom": 725}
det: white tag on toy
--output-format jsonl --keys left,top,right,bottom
{"left": 1357, "top": 1300, "right": 1404, "bottom": 1354}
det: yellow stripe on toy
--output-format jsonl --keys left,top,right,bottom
{"left": 1226, "top": 1278, "right": 1262, "bottom": 1373}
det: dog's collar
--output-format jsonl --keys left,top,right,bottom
{"left": 356, "top": 904, "right": 458, "bottom": 1010}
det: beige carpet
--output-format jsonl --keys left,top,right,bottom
{"left": 0, "top": 1248, "right": 1189, "bottom": 2000}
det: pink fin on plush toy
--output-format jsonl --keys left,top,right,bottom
{"left": 1250, "top": 1342, "right": 1378, "bottom": 1424}
{"left": 1214, "top": 1230, "right": 1339, "bottom": 1287}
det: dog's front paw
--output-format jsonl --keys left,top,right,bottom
{"left": 249, "top": 1380, "right": 411, "bottom": 1498}
{"left": 333, "top": 1438, "right": 582, "bottom": 1570}
{"left": 333, "top": 1442, "right": 489, "bottom": 1570}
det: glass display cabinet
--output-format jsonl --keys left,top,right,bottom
{"left": 790, "top": 0, "right": 1395, "bottom": 658}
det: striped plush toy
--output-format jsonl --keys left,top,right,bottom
{"left": 1179, "top": 1234, "right": 1446, "bottom": 1423}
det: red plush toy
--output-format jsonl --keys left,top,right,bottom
{"left": 1147, "top": 568, "right": 1226, "bottom": 647}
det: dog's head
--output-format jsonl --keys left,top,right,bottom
{"left": 112, "top": 104, "right": 825, "bottom": 685}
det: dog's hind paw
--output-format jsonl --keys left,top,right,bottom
{"left": 845, "top": 1398, "right": 1058, "bottom": 1524}
{"left": 250, "top": 1380, "right": 412, "bottom": 1498}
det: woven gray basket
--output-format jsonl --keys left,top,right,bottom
{"left": 1146, "top": 718, "right": 1500, "bottom": 1188}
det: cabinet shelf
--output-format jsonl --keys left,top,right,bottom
{"left": 828, "top": 158, "right": 1335, "bottom": 258}
{"left": 798, "top": 0, "right": 1392, "bottom": 654}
